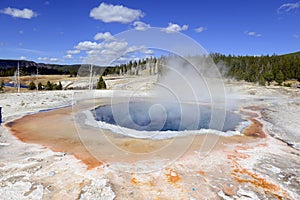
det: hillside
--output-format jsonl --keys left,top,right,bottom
{"left": 0, "top": 59, "right": 82, "bottom": 70}
{"left": 1, "top": 50, "right": 300, "bottom": 85}
{"left": 0, "top": 59, "right": 82, "bottom": 76}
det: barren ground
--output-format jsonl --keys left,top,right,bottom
{"left": 0, "top": 76, "right": 300, "bottom": 199}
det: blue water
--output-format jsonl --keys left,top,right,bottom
{"left": 93, "top": 102, "right": 242, "bottom": 132}
{"left": 4, "top": 83, "right": 28, "bottom": 88}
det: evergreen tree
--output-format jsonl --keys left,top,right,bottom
{"left": 275, "top": 70, "right": 284, "bottom": 85}
{"left": 58, "top": 81, "right": 63, "bottom": 90}
{"left": 38, "top": 82, "right": 43, "bottom": 90}
{"left": 0, "top": 81, "right": 4, "bottom": 91}
{"left": 28, "top": 81, "right": 36, "bottom": 90}
{"left": 96, "top": 76, "right": 106, "bottom": 89}
{"left": 52, "top": 83, "right": 58, "bottom": 90}
{"left": 45, "top": 81, "right": 53, "bottom": 90}
{"left": 258, "top": 75, "right": 266, "bottom": 86}
{"left": 264, "top": 72, "right": 274, "bottom": 86}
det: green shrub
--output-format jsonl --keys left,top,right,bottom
{"left": 28, "top": 81, "right": 36, "bottom": 90}
{"left": 96, "top": 76, "right": 107, "bottom": 89}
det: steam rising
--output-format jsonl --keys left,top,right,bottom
{"left": 81, "top": 28, "right": 234, "bottom": 134}
{"left": 105, "top": 54, "right": 230, "bottom": 134}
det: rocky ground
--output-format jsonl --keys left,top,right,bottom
{"left": 0, "top": 76, "right": 300, "bottom": 199}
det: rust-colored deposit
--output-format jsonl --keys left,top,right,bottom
{"left": 5, "top": 107, "right": 102, "bottom": 170}
{"left": 165, "top": 168, "right": 181, "bottom": 185}
{"left": 227, "top": 145, "right": 290, "bottom": 199}
{"left": 130, "top": 176, "right": 155, "bottom": 187}
{"left": 242, "top": 118, "right": 266, "bottom": 138}
{"left": 4, "top": 106, "right": 182, "bottom": 170}
{"left": 197, "top": 170, "right": 206, "bottom": 177}
{"left": 240, "top": 106, "right": 267, "bottom": 138}
{"left": 222, "top": 185, "right": 236, "bottom": 196}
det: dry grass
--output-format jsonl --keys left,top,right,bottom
{"left": 0, "top": 75, "right": 76, "bottom": 93}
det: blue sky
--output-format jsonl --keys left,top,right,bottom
{"left": 0, "top": 0, "right": 299, "bottom": 64}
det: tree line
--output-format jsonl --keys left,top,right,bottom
{"left": 0, "top": 65, "right": 79, "bottom": 77}
{"left": 211, "top": 52, "right": 300, "bottom": 85}
{"left": 28, "top": 81, "right": 63, "bottom": 90}
{"left": 1, "top": 52, "right": 299, "bottom": 87}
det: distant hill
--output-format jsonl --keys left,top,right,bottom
{"left": 0, "top": 59, "right": 82, "bottom": 70}
{"left": 0, "top": 59, "right": 84, "bottom": 77}
{"left": 0, "top": 58, "right": 151, "bottom": 77}
{"left": 0, "top": 59, "right": 37, "bottom": 69}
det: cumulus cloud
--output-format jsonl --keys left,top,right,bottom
{"left": 245, "top": 31, "right": 262, "bottom": 37}
{"left": 37, "top": 57, "right": 60, "bottom": 62}
{"left": 67, "top": 49, "right": 80, "bottom": 54}
{"left": 72, "top": 38, "right": 154, "bottom": 66}
{"left": 133, "top": 21, "right": 150, "bottom": 31}
{"left": 73, "top": 39, "right": 128, "bottom": 65}
{"left": 75, "top": 41, "right": 103, "bottom": 50}
{"left": 278, "top": 1, "right": 300, "bottom": 13}
{"left": 90, "top": 3, "right": 144, "bottom": 23}
{"left": 0, "top": 7, "right": 37, "bottom": 19}
{"left": 103, "top": 40, "right": 128, "bottom": 51}
{"left": 63, "top": 54, "right": 73, "bottom": 59}
{"left": 140, "top": 47, "right": 154, "bottom": 54}
{"left": 94, "top": 32, "right": 114, "bottom": 41}
{"left": 20, "top": 56, "right": 27, "bottom": 60}
{"left": 162, "top": 23, "right": 188, "bottom": 33}
{"left": 195, "top": 26, "right": 207, "bottom": 33}
{"left": 50, "top": 58, "right": 59, "bottom": 62}
{"left": 293, "top": 34, "right": 299, "bottom": 38}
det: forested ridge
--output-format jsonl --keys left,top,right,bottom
{"left": 0, "top": 59, "right": 80, "bottom": 77}
{"left": 1, "top": 52, "right": 299, "bottom": 86}
{"left": 211, "top": 52, "right": 300, "bottom": 85}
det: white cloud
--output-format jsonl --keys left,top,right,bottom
{"left": 1, "top": 7, "right": 37, "bottom": 19}
{"left": 50, "top": 58, "right": 59, "bottom": 62}
{"left": 126, "top": 45, "right": 141, "bottom": 53}
{"left": 94, "top": 32, "right": 114, "bottom": 41}
{"left": 67, "top": 49, "right": 80, "bottom": 54}
{"left": 20, "top": 56, "right": 27, "bottom": 60}
{"left": 195, "top": 26, "right": 207, "bottom": 33}
{"left": 37, "top": 57, "right": 48, "bottom": 61}
{"left": 64, "top": 54, "right": 73, "bottom": 59}
{"left": 74, "top": 39, "right": 129, "bottom": 65}
{"left": 133, "top": 21, "right": 150, "bottom": 31}
{"left": 293, "top": 34, "right": 299, "bottom": 38}
{"left": 72, "top": 37, "right": 155, "bottom": 65}
{"left": 162, "top": 23, "right": 188, "bottom": 33}
{"left": 37, "top": 57, "right": 60, "bottom": 62}
{"left": 278, "top": 1, "right": 300, "bottom": 13}
{"left": 141, "top": 48, "right": 154, "bottom": 55}
{"left": 90, "top": 3, "right": 144, "bottom": 24}
{"left": 19, "top": 30, "right": 24, "bottom": 34}
{"left": 76, "top": 40, "right": 154, "bottom": 65}
{"left": 75, "top": 41, "right": 102, "bottom": 50}
{"left": 245, "top": 31, "right": 262, "bottom": 37}
{"left": 103, "top": 40, "right": 128, "bottom": 51}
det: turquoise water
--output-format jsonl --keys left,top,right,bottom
{"left": 93, "top": 102, "right": 242, "bottom": 132}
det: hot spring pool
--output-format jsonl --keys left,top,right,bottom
{"left": 93, "top": 102, "right": 242, "bottom": 132}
